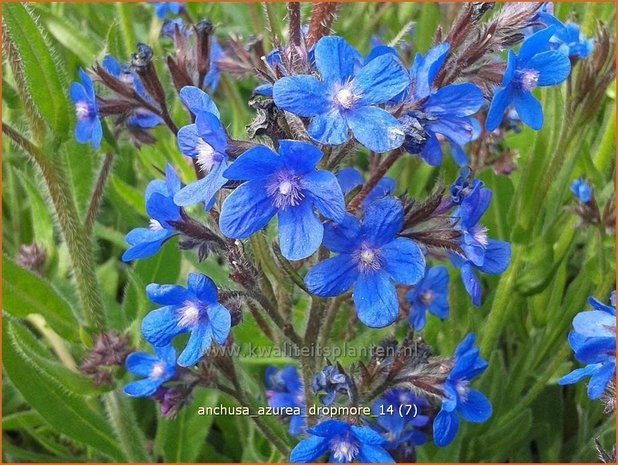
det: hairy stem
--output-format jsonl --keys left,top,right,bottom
{"left": 104, "top": 390, "right": 150, "bottom": 462}
{"left": 85, "top": 152, "right": 114, "bottom": 235}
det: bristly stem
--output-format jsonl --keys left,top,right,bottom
{"left": 3, "top": 124, "right": 105, "bottom": 331}
{"left": 306, "top": 2, "right": 338, "bottom": 47}
{"left": 85, "top": 152, "right": 114, "bottom": 235}
{"left": 287, "top": 2, "right": 302, "bottom": 48}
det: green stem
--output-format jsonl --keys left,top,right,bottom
{"left": 594, "top": 106, "right": 616, "bottom": 175}
{"left": 3, "top": 124, "right": 105, "bottom": 331}
{"left": 104, "top": 390, "right": 150, "bottom": 462}
{"left": 84, "top": 152, "right": 114, "bottom": 235}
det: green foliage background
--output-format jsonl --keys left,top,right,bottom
{"left": 2, "top": 2, "right": 616, "bottom": 463}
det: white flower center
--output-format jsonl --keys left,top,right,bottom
{"left": 267, "top": 172, "right": 304, "bottom": 210}
{"left": 421, "top": 290, "right": 435, "bottom": 305}
{"left": 75, "top": 101, "right": 90, "bottom": 119}
{"left": 178, "top": 301, "right": 201, "bottom": 327}
{"left": 331, "top": 439, "right": 359, "bottom": 462}
{"left": 519, "top": 69, "right": 540, "bottom": 92}
{"left": 120, "top": 72, "right": 134, "bottom": 85}
{"left": 149, "top": 219, "right": 164, "bottom": 231}
{"left": 354, "top": 243, "right": 383, "bottom": 273}
{"left": 196, "top": 139, "right": 217, "bottom": 172}
{"left": 278, "top": 180, "right": 292, "bottom": 195}
{"left": 150, "top": 362, "right": 166, "bottom": 378}
{"left": 472, "top": 225, "right": 489, "bottom": 247}
{"left": 360, "top": 249, "right": 375, "bottom": 264}
{"left": 335, "top": 88, "right": 355, "bottom": 109}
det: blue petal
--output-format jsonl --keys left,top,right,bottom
{"left": 290, "top": 436, "right": 329, "bottom": 463}
{"left": 351, "top": 425, "right": 387, "bottom": 445}
{"left": 518, "top": 26, "right": 556, "bottom": 63}
{"left": 273, "top": 76, "right": 330, "bottom": 117}
{"left": 178, "top": 322, "right": 212, "bottom": 367}
{"left": 126, "top": 352, "right": 158, "bottom": 377}
{"left": 206, "top": 303, "right": 231, "bottom": 345}
{"left": 513, "top": 91, "right": 544, "bottom": 130}
{"left": 75, "top": 118, "right": 95, "bottom": 144}
{"left": 278, "top": 200, "right": 324, "bottom": 260}
{"left": 154, "top": 344, "right": 177, "bottom": 368}
{"left": 70, "top": 82, "right": 88, "bottom": 104}
{"left": 381, "top": 238, "right": 425, "bottom": 285}
{"left": 146, "top": 192, "right": 181, "bottom": 223}
{"left": 102, "top": 55, "right": 122, "bottom": 76}
{"left": 587, "top": 362, "right": 615, "bottom": 399}
{"left": 301, "top": 170, "right": 345, "bottom": 222}
{"left": 219, "top": 180, "right": 278, "bottom": 238}
{"left": 458, "top": 389, "right": 492, "bottom": 423}
{"left": 188, "top": 273, "right": 219, "bottom": 303}
{"left": 179, "top": 86, "right": 220, "bottom": 118}
{"left": 177, "top": 124, "right": 200, "bottom": 157}
{"left": 424, "top": 83, "right": 484, "bottom": 116}
{"left": 322, "top": 215, "right": 363, "bottom": 254}
{"left": 419, "top": 133, "right": 443, "bottom": 165}
{"left": 337, "top": 167, "right": 363, "bottom": 196}
{"left": 308, "top": 109, "right": 350, "bottom": 146}
{"left": 165, "top": 163, "right": 181, "bottom": 194}
{"left": 223, "top": 145, "right": 283, "bottom": 181}
{"left": 305, "top": 254, "right": 359, "bottom": 297}
{"left": 478, "top": 240, "right": 511, "bottom": 274}
{"left": 433, "top": 409, "right": 459, "bottom": 447}
{"left": 460, "top": 262, "right": 482, "bottom": 306}
{"left": 314, "top": 35, "right": 359, "bottom": 84}
{"left": 128, "top": 110, "right": 162, "bottom": 128}
{"left": 573, "top": 311, "right": 616, "bottom": 338}
{"left": 146, "top": 283, "right": 189, "bottom": 305}
{"left": 122, "top": 236, "right": 168, "bottom": 262}
{"left": 195, "top": 111, "right": 228, "bottom": 153}
{"left": 308, "top": 420, "right": 349, "bottom": 437}
{"left": 124, "top": 379, "right": 161, "bottom": 397}
{"left": 485, "top": 87, "right": 513, "bottom": 131}
{"left": 357, "top": 445, "right": 394, "bottom": 463}
{"left": 174, "top": 161, "right": 228, "bottom": 207}
{"left": 410, "top": 43, "right": 450, "bottom": 100}
{"left": 526, "top": 50, "right": 571, "bottom": 86}
{"left": 362, "top": 197, "right": 403, "bottom": 247}
{"left": 289, "top": 415, "right": 306, "bottom": 437}
{"left": 347, "top": 106, "right": 405, "bottom": 153}
{"left": 558, "top": 364, "right": 600, "bottom": 385}
{"left": 353, "top": 271, "right": 399, "bottom": 328}
{"left": 125, "top": 227, "right": 170, "bottom": 246}
{"left": 279, "top": 140, "right": 323, "bottom": 175}
{"left": 142, "top": 305, "right": 184, "bottom": 347}
{"left": 78, "top": 68, "right": 95, "bottom": 97}
{"left": 355, "top": 54, "right": 409, "bottom": 105}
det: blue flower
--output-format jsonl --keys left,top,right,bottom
{"left": 336, "top": 167, "right": 396, "bottom": 208}
{"left": 405, "top": 43, "right": 484, "bottom": 166}
{"left": 265, "top": 366, "right": 306, "bottom": 436}
{"left": 305, "top": 197, "right": 425, "bottom": 328}
{"left": 570, "top": 178, "right": 592, "bottom": 204}
{"left": 406, "top": 265, "right": 449, "bottom": 330}
{"left": 141, "top": 273, "right": 231, "bottom": 367}
{"left": 174, "top": 86, "right": 228, "bottom": 210}
{"left": 102, "top": 56, "right": 163, "bottom": 128}
{"left": 219, "top": 140, "right": 345, "bottom": 260}
{"left": 124, "top": 344, "right": 176, "bottom": 397}
{"left": 290, "top": 420, "right": 394, "bottom": 463}
{"left": 149, "top": 2, "right": 183, "bottom": 19}
{"left": 486, "top": 26, "right": 572, "bottom": 131}
{"left": 122, "top": 163, "right": 182, "bottom": 262}
{"left": 273, "top": 36, "right": 409, "bottom": 153}
{"left": 312, "top": 364, "right": 352, "bottom": 406}
{"left": 559, "top": 293, "right": 616, "bottom": 399}
{"left": 372, "top": 389, "right": 429, "bottom": 451}
{"left": 449, "top": 180, "right": 511, "bottom": 306}
{"left": 538, "top": 12, "right": 594, "bottom": 58}
{"left": 70, "top": 68, "right": 102, "bottom": 149}
{"left": 203, "top": 38, "right": 224, "bottom": 92}
{"left": 433, "top": 334, "right": 492, "bottom": 447}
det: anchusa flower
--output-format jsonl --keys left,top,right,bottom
{"left": 70, "top": 68, "right": 102, "bottom": 149}
{"left": 141, "top": 273, "right": 231, "bottom": 367}
{"left": 124, "top": 344, "right": 176, "bottom": 397}
{"left": 403, "top": 43, "right": 484, "bottom": 166}
{"left": 433, "top": 334, "right": 492, "bottom": 447}
{"left": 219, "top": 140, "right": 345, "bottom": 260}
{"left": 486, "top": 26, "right": 572, "bottom": 131}
{"left": 273, "top": 36, "right": 409, "bottom": 153}
{"left": 149, "top": 2, "right": 184, "bottom": 19}
{"left": 570, "top": 177, "right": 592, "bottom": 204}
{"left": 122, "top": 164, "right": 182, "bottom": 262}
{"left": 559, "top": 293, "right": 616, "bottom": 400}
{"left": 539, "top": 12, "right": 594, "bottom": 59}
{"left": 290, "top": 420, "right": 394, "bottom": 463}
{"left": 175, "top": 86, "right": 229, "bottom": 209}
{"left": 265, "top": 366, "right": 306, "bottom": 436}
{"left": 305, "top": 197, "right": 425, "bottom": 328}
{"left": 312, "top": 363, "right": 353, "bottom": 406}
{"left": 406, "top": 265, "right": 450, "bottom": 330}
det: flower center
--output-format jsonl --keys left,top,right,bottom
{"left": 335, "top": 88, "right": 355, "bottom": 109}
{"left": 330, "top": 436, "right": 359, "bottom": 462}
{"left": 455, "top": 379, "right": 470, "bottom": 401}
{"left": 472, "top": 225, "right": 489, "bottom": 247}
{"left": 518, "top": 69, "right": 540, "bottom": 92}
{"left": 354, "top": 243, "right": 383, "bottom": 273}
{"left": 178, "top": 301, "right": 202, "bottom": 327}
{"left": 266, "top": 171, "right": 304, "bottom": 210}
{"left": 75, "top": 101, "right": 90, "bottom": 119}
{"left": 150, "top": 362, "right": 166, "bottom": 378}
{"left": 196, "top": 139, "right": 221, "bottom": 173}
{"left": 420, "top": 290, "right": 435, "bottom": 305}
{"left": 149, "top": 219, "right": 164, "bottom": 231}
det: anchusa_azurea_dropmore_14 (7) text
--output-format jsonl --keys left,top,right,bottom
{"left": 4, "top": 1, "right": 614, "bottom": 463}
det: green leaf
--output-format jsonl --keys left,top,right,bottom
{"left": 2, "top": 3, "right": 70, "bottom": 135}
{"left": 105, "top": 21, "right": 124, "bottom": 58}
{"left": 16, "top": 171, "right": 55, "bottom": 252}
{"left": 154, "top": 390, "right": 219, "bottom": 462}
{"left": 2, "top": 320, "right": 125, "bottom": 460}
{"left": 43, "top": 12, "right": 102, "bottom": 59}
{"left": 3, "top": 255, "right": 80, "bottom": 341}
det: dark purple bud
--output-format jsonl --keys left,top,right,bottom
{"left": 16, "top": 243, "right": 46, "bottom": 274}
